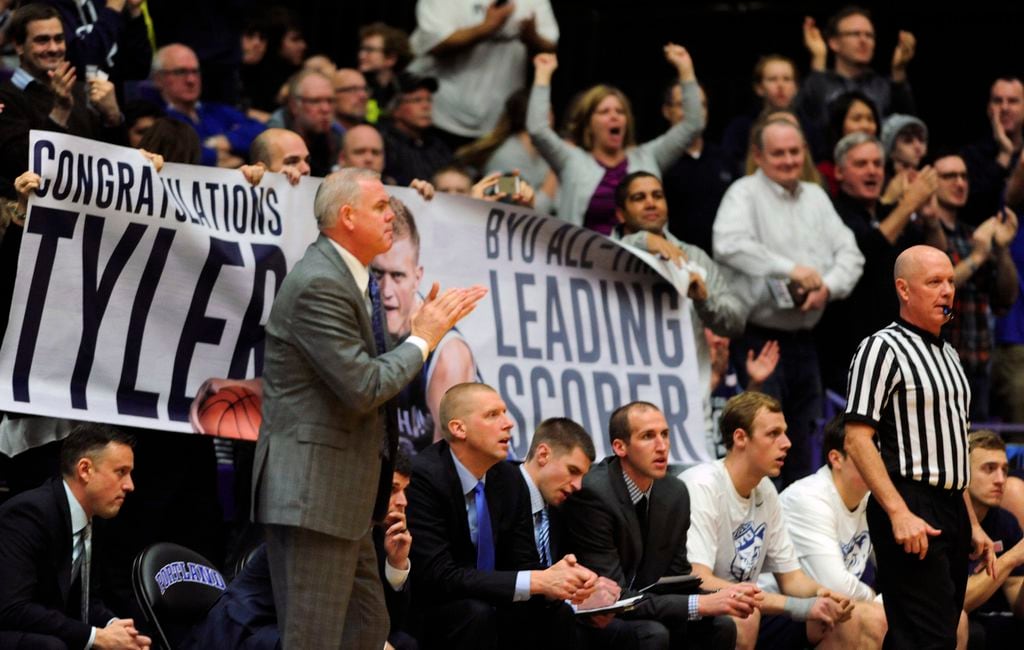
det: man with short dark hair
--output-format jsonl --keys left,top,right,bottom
{"left": 565, "top": 400, "right": 755, "bottom": 649}
{"left": 612, "top": 171, "right": 747, "bottom": 449}
{"left": 963, "top": 77, "right": 1024, "bottom": 225}
{"left": 358, "top": 22, "right": 411, "bottom": 116}
{"left": 0, "top": 3, "right": 126, "bottom": 196}
{"left": 798, "top": 6, "right": 916, "bottom": 159}
{"left": 682, "top": 392, "right": 880, "bottom": 650}
{"left": 379, "top": 72, "right": 454, "bottom": 186}
{"left": 713, "top": 119, "right": 864, "bottom": 485}
{"left": 406, "top": 382, "right": 598, "bottom": 649}
{"left": 0, "top": 424, "right": 152, "bottom": 649}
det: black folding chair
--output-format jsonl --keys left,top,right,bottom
{"left": 131, "top": 542, "right": 227, "bottom": 649}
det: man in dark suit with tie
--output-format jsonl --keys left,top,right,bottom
{"left": 406, "top": 382, "right": 600, "bottom": 649}
{"left": 563, "top": 401, "right": 761, "bottom": 649}
{"left": 251, "top": 167, "right": 485, "bottom": 649}
{"left": 0, "top": 424, "right": 152, "bottom": 649}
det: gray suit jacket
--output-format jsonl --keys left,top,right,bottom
{"left": 251, "top": 234, "right": 424, "bottom": 540}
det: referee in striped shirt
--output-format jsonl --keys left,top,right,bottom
{"left": 844, "top": 245, "right": 996, "bottom": 649}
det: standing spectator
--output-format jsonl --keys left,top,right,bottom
{"left": 332, "top": 67, "right": 369, "bottom": 131}
{"left": 817, "top": 90, "right": 880, "bottom": 195}
{"left": 713, "top": 118, "right": 864, "bottom": 485}
{"left": 722, "top": 55, "right": 801, "bottom": 177}
{"left": 817, "top": 132, "right": 941, "bottom": 393}
{"left": 844, "top": 244, "right": 996, "bottom": 650}
{"left": 267, "top": 70, "right": 341, "bottom": 176}
{"left": 358, "top": 22, "right": 411, "bottom": 122}
{"left": 798, "top": 7, "right": 916, "bottom": 161}
{"left": 962, "top": 77, "right": 1024, "bottom": 225}
{"left": 659, "top": 81, "right": 734, "bottom": 256}
{"left": 38, "top": 0, "right": 152, "bottom": 82}
{"left": 881, "top": 113, "right": 928, "bottom": 177}
{"left": 152, "top": 43, "right": 265, "bottom": 168}
{"left": 527, "top": 45, "right": 705, "bottom": 232}
{"left": 457, "top": 87, "right": 558, "bottom": 214}
{"left": 931, "top": 153, "right": 1019, "bottom": 421}
{"left": 379, "top": 72, "right": 453, "bottom": 186}
{"left": 992, "top": 214, "right": 1024, "bottom": 423}
{"left": 742, "top": 109, "right": 823, "bottom": 186}
{"left": 407, "top": 0, "right": 558, "bottom": 149}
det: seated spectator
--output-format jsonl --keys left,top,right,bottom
{"left": 816, "top": 132, "right": 940, "bottom": 393}
{"left": 457, "top": 87, "right": 558, "bottom": 214}
{"left": 137, "top": 117, "right": 201, "bottom": 164}
{"left": 405, "top": 382, "right": 598, "bottom": 649}
{"left": 528, "top": 45, "right": 704, "bottom": 232}
{"left": 680, "top": 392, "right": 884, "bottom": 650}
{"left": 267, "top": 70, "right": 341, "bottom": 176}
{"left": 153, "top": 43, "right": 265, "bottom": 168}
{"left": 432, "top": 164, "right": 472, "bottom": 195}
{"left": 124, "top": 99, "right": 164, "bottom": 148}
{"left": 962, "top": 77, "right": 1024, "bottom": 225}
{"left": 722, "top": 55, "right": 801, "bottom": 177}
{"left": 797, "top": 7, "right": 916, "bottom": 161}
{"left": 333, "top": 67, "right": 370, "bottom": 131}
{"left": 659, "top": 81, "right": 734, "bottom": 255}
{"left": 0, "top": 423, "right": 153, "bottom": 650}
{"left": 407, "top": 0, "right": 557, "bottom": 148}
{"left": 778, "top": 415, "right": 876, "bottom": 602}
{"left": 931, "top": 152, "right": 1020, "bottom": 420}
{"left": 39, "top": 0, "right": 152, "bottom": 82}
{"left": 563, "top": 401, "right": 756, "bottom": 649}
{"left": 962, "top": 431, "right": 1024, "bottom": 644}
{"left": 609, "top": 171, "right": 748, "bottom": 449}
{"left": 379, "top": 73, "right": 454, "bottom": 186}
{"left": 817, "top": 91, "right": 880, "bottom": 195}
{"left": 0, "top": 4, "right": 126, "bottom": 195}
{"left": 375, "top": 450, "right": 417, "bottom": 650}
{"left": 358, "top": 22, "right": 411, "bottom": 121}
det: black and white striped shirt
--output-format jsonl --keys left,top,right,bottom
{"left": 845, "top": 319, "right": 971, "bottom": 491}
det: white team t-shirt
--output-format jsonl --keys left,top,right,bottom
{"left": 680, "top": 460, "right": 800, "bottom": 582}
{"left": 778, "top": 465, "right": 875, "bottom": 601}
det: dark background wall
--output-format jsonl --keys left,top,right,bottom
{"left": 283, "top": 0, "right": 1024, "bottom": 150}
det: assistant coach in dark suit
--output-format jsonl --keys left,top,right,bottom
{"left": 563, "top": 401, "right": 757, "bottom": 650}
{"left": 406, "top": 382, "right": 598, "bottom": 649}
{"left": 0, "top": 424, "right": 151, "bottom": 649}
{"left": 251, "top": 168, "right": 485, "bottom": 650}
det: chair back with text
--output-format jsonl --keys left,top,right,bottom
{"left": 131, "top": 542, "right": 227, "bottom": 649}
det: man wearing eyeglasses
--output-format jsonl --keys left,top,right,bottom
{"left": 796, "top": 6, "right": 918, "bottom": 161}
{"left": 931, "top": 152, "right": 1019, "bottom": 421}
{"left": 152, "top": 43, "right": 265, "bottom": 168}
{"left": 266, "top": 70, "right": 341, "bottom": 177}
{"left": 333, "top": 68, "right": 370, "bottom": 132}
{"left": 378, "top": 72, "right": 454, "bottom": 187}
{"left": 0, "top": 3, "right": 126, "bottom": 196}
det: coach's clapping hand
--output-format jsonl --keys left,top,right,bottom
{"left": 410, "top": 283, "right": 488, "bottom": 351}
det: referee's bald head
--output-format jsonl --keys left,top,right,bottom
{"left": 893, "top": 245, "right": 951, "bottom": 285}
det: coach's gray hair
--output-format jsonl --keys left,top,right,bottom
{"left": 834, "top": 132, "right": 884, "bottom": 169}
{"left": 314, "top": 168, "right": 381, "bottom": 229}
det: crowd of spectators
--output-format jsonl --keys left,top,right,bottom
{"left": 1, "top": 1, "right": 1024, "bottom": 648}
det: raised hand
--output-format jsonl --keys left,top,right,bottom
{"left": 803, "top": 17, "right": 827, "bottom": 71}
{"left": 663, "top": 42, "right": 695, "bottom": 82}
{"left": 532, "top": 53, "right": 558, "bottom": 86}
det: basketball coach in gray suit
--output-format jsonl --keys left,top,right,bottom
{"left": 251, "top": 167, "right": 486, "bottom": 649}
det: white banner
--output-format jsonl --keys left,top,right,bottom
{"left": 0, "top": 132, "right": 707, "bottom": 463}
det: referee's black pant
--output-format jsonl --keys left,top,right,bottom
{"left": 867, "top": 478, "right": 971, "bottom": 650}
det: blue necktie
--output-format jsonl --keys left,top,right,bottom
{"left": 536, "top": 508, "right": 551, "bottom": 567}
{"left": 474, "top": 481, "right": 496, "bottom": 570}
{"left": 367, "top": 274, "right": 388, "bottom": 356}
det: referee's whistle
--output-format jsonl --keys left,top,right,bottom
{"left": 942, "top": 305, "right": 953, "bottom": 321}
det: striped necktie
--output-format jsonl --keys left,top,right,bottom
{"left": 535, "top": 508, "right": 551, "bottom": 567}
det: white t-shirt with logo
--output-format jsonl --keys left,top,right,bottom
{"left": 778, "top": 465, "right": 875, "bottom": 601}
{"left": 680, "top": 460, "right": 800, "bottom": 583}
